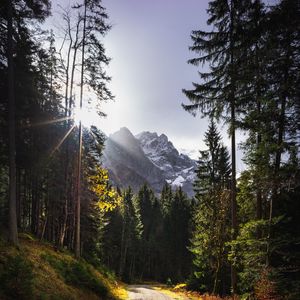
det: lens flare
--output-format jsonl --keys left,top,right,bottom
{"left": 73, "top": 106, "right": 98, "bottom": 127}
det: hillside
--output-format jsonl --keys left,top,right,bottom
{"left": 0, "top": 235, "right": 127, "bottom": 300}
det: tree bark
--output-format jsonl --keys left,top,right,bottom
{"left": 75, "top": 1, "right": 87, "bottom": 258}
{"left": 255, "top": 39, "right": 263, "bottom": 223}
{"left": 230, "top": 101, "right": 238, "bottom": 294}
{"left": 7, "top": 0, "right": 18, "bottom": 246}
{"left": 229, "top": 0, "right": 237, "bottom": 294}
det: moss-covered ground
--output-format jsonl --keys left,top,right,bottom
{"left": 0, "top": 234, "right": 127, "bottom": 300}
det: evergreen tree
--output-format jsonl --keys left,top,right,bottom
{"left": 182, "top": 1, "right": 253, "bottom": 290}
{"left": 135, "top": 184, "right": 156, "bottom": 279}
{"left": 168, "top": 187, "right": 192, "bottom": 282}
{"left": 189, "top": 121, "right": 231, "bottom": 295}
{"left": 3, "top": 0, "right": 51, "bottom": 246}
{"left": 119, "top": 187, "right": 142, "bottom": 282}
{"left": 160, "top": 183, "right": 173, "bottom": 216}
{"left": 232, "top": 1, "right": 300, "bottom": 296}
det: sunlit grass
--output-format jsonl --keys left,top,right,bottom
{"left": 155, "top": 283, "right": 239, "bottom": 300}
{"left": 0, "top": 234, "right": 128, "bottom": 300}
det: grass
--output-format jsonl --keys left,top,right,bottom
{"left": 154, "top": 283, "right": 239, "bottom": 300}
{"left": 0, "top": 234, "right": 127, "bottom": 300}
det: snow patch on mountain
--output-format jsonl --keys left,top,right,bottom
{"left": 101, "top": 128, "right": 197, "bottom": 196}
{"left": 136, "top": 131, "right": 197, "bottom": 195}
{"left": 179, "top": 148, "right": 199, "bottom": 160}
{"left": 172, "top": 175, "right": 185, "bottom": 186}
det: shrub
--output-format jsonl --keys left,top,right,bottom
{"left": 0, "top": 255, "right": 34, "bottom": 299}
{"left": 41, "top": 252, "right": 108, "bottom": 298}
{"left": 254, "top": 268, "right": 280, "bottom": 300}
{"left": 40, "top": 252, "right": 68, "bottom": 277}
{"left": 66, "top": 261, "right": 108, "bottom": 297}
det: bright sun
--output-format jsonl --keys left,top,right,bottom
{"left": 73, "top": 106, "right": 100, "bottom": 128}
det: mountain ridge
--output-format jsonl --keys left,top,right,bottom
{"left": 102, "top": 127, "right": 196, "bottom": 196}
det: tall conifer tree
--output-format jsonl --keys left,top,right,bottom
{"left": 190, "top": 120, "right": 231, "bottom": 295}
{"left": 182, "top": 1, "right": 252, "bottom": 291}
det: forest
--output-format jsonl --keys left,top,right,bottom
{"left": 0, "top": 0, "right": 299, "bottom": 299}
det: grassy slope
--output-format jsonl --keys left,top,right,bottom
{"left": 0, "top": 234, "right": 127, "bottom": 300}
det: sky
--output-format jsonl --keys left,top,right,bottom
{"left": 100, "top": 0, "right": 210, "bottom": 153}
{"left": 48, "top": 0, "right": 260, "bottom": 172}
{"left": 97, "top": 0, "right": 247, "bottom": 172}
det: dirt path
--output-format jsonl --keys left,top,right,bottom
{"left": 127, "top": 285, "right": 185, "bottom": 300}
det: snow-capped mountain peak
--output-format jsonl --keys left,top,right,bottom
{"left": 136, "top": 130, "right": 196, "bottom": 195}
{"left": 102, "top": 128, "right": 196, "bottom": 196}
{"left": 136, "top": 131, "right": 179, "bottom": 158}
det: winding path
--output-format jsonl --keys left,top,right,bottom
{"left": 127, "top": 285, "right": 183, "bottom": 300}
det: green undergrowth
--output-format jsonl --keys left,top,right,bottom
{"left": 0, "top": 234, "right": 127, "bottom": 300}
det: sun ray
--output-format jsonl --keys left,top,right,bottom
{"left": 25, "top": 116, "right": 73, "bottom": 128}
{"left": 50, "top": 124, "right": 76, "bottom": 157}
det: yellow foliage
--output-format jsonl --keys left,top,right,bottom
{"left": 88, "top": 166, "right": 122, "bottom": 212}
{"left": 174, "top": 283, "right": 187, "bottom": 290}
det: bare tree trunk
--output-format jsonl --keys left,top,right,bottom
{"left": 62, "top": 14, "right": 73, "bottom": 117}
{"left": 40, "top": 178, "right": 49, "bottom": 241}
{"left": 58, "top": 12, "right": 74, "bottom": 249}
{"left": 62, "top": 20, "right": 80, "bottom": 249}
{"left": 75, "top": 1, "right": 87, "bottom": 259}
{"left": 69, "top": 18, "right": 81, "bottom": 116}
{"left": 58, "top": 200, "right": 68, "bottom": 248}
{"left": 7, "top": 0, "right": 18, "bottom": 246}
{"left": 57, "top": 12, "right": 80, "bottom": 251}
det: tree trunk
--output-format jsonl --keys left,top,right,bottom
{"left": 266, "top": 38, "right": 289, "bottom": 264}
{"left": 7, "top": 0, "right": 18, "bottom": 246}
{"left": 75, "top": 1, "right": 87, "bottom": 258}
{"left": 119, "top": 219, "right": 126, "bottom": 276}
{"left": 255, "top": 40, "right": 263, "bottom": 223}
{"left": 58, "top": 198, "right": 68, "bottom": 248}
{"left": 229, "top": 0, "right": 237, "bottom": 293}
{"left": 230, "top": 102, "right": 237, "bottom": 293}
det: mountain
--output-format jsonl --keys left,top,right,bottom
{"left": 102, "top": 127, "right": 196, "bottom": 196}
{"left": 136, "top": 131, "right": 196, "bottom": 196}
{"left": 102, "top": 127, "right": 165, "bottom": 192}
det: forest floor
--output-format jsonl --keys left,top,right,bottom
{"left": 0, "top": 235, "right": 238, "bottom": 300}
{"left": 0, "top": 234, "right": 128, "bottom": 300}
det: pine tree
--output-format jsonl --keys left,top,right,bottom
{"left": 7, "top": 0, "right": 18, "bottom": 246}
{"left": 190, "top": 121, "right": 231, "bottom": 295}
{"left": 119, "top": 187, "right": 142, "bottom": 282}
{"left": 134, "top": 184, "right": 156, "bottom": 278}
{"left": 2, "top": 0, "right": 51, "bottom": 245}
{"left": 160, "top": 183, "right": 173, "bottom": 216}
{"left": 168, "top": 187, "right": 192, "bottom": 282}
{"left": 67, "top": 0, "right": 113, "bottom": 258}
{"left": 182, "top": 1, "right": 253, "bottom": 290}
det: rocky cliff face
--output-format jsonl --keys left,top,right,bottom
{"left": 102, "top": 127, "right": 196, "bottom": 196}
{"left": 136, "top": 131, "right": 196, "bottom": 196}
